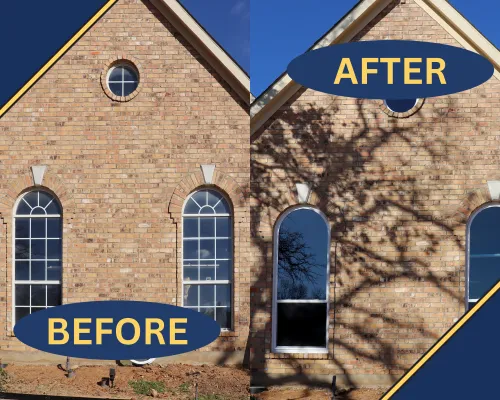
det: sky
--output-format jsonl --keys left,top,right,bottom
{"left": 180, "top": 0, "right": 250, "bottom": 74}
{"left": 250, "top": 0, "right": 500, "bottom": 98}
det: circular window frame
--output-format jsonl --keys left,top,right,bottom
{"left": 101, "top": 56, "right": 143, "bottom": 102}
{"left": 381, "top": 98, "right": 425, "bottom": 118}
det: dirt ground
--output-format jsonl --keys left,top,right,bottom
{"left": 1, "top": 363, "right": 250, "bottom": 399}
{"left": 255, "top": 387, "right": 385, "bottom": 400}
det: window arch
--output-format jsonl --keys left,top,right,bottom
{"left": 13, "top": 190, "right": 62, "bottom": 323}
{"left": 467, "top": 204, "right": 500, "bottom": 309}
{"left": 182, "top": 189, "right": 232, "bottom": 329}
{"left": 272, "top": 206, "right": 330, "bottom": 353}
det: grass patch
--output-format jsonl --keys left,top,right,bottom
{"left": 128, "top": 379, "right": 165, "bottom": 395}
{"left": 178, "top": 382, "right": 190, "bottom": 393}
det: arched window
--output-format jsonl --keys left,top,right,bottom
{"left": 14, "top": 190, "right": 62, "bottom": 323}
{"left": 273, "top": 207, "right": 330, "bottom": 353}
{"left": 182, "top": 189, "right": 232, "bottom": 330}
{"left": 467, "top": 205, "right": 500, "bottom": 309}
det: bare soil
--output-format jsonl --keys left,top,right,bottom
{"left": 1, "top": 364, "right": 250, "bottom": 399}
{"left": 255, "top": 387, "right": 385, "bottom": 400}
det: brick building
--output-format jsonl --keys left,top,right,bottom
{"left": 2, "top": 0, "right": 500, "bottom": 391}
{"left": 0, "top": 0, "right": 250, "bottom": 365}
{"left": 250, "top": 0, "right": 500, "bottom": 388}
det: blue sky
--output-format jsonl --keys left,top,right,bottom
{"left": 180, "top": 0, "right": 250, "bottom": 74}
{"left": 250, "top": 0, "right": 500, "bottom": 98}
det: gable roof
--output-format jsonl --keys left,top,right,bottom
{"left": 250, "top": 0, "right": 500, "bottom": 137}
{"left": 0, "top": 0, "right": 250, "bottom": 119}
{"left": 152, "top": 0, "right": 250, "bottom": 105}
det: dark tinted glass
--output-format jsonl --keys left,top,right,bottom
{"left": 469, "top": 207, "right": 500, "bottom": 300}
{"left": 15, "top": 307, "right": 30, "bottom": 324}
{"left": 31, "top": 285, "right": 46, "bottom": 306}
{"left": 47, "top": 285, "right": 61, "bottom": 306}
{"left": 278, "top": 209, "right": 328, "bottom": 300}
{"left": 122, "top": 67, "right": 137, "bottom": 81}
{"left": 276, "top": 303, "right": 327, "bottom": 347}
{"left": 385, "top": 98, "right": 417, "bottom": 113}
{"left": 15, "top": 261, "right": 29, "bottom": 280}
{"left": 31, "top": 261, "right": 45, "bottom": 281}
{"left": 183, "top": 218, "right": 198, "bottom": 238}
{"left": 216, "top": 308, "right": 231, "bottom": 329}
{"left": 108, "top": 67, "right": 122, "bottom": 82}
{"left": 31, "top": 219, "right": 45, "bottom": 238}
{"left": 15, "top": 218, "right": 30, "bottom": 238}
{"left": 123, "top": 82, "right": 137, "bottom": 96}
{"left": 109, "top": 83, "right": 123, "bottom": 97}
{"left": 47, "top": 219, "right": 62, "bottom": 238}
{"left": 15, "top": 284, "right": 30, "bottom": 306}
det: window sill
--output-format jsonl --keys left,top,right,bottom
{"left": 219, "top": 329, "right": 238, "bottom": 337}
{"left": 272, "top": 346, "right": 328, "bottom": 355}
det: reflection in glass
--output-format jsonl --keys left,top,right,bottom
{"left": 275, "top": 208, "right": 330, "bottom": 350}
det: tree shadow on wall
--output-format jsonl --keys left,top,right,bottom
{"left": 241, "top": 95, "right": 465, "bottom": 388}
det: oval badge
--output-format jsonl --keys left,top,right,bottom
{"left": 14, "top": 301, "right": 221, "bottom": 360}
{"left": 287, "top": 40, "right": 494, "bottom": 99}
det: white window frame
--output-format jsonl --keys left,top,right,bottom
{"left": 466, "top": 203, "right": 500, "bottom": 309}
{"left": 181, "top": 189, "right": 233, "bottom": 331}
{"left": 12, "top": 190, "right": 62, "bottom": 327}
{"left": 107, "top": 63, "right": 139, "bottom": 97}
{"left": 272, "top": 206, "right": 331, "bottom": 354}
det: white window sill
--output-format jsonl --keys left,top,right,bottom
{"left": 272, "top": 346, "right": 328, "bottom": 354}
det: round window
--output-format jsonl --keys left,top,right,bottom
{"left": 384, "top": 98, "right": 419, "bottom": 113}
{"left": 107, "top": 64, "right": 139, "bottom": 97}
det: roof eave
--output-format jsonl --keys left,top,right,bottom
{"left": 151, "top": 0, "right": 250, "bottom": 106}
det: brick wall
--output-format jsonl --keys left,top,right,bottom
{"left": 0, "top": 0, "right": 250, "bottom": 361}
{"left": 250, "top": 0, "right": 500, "bottom": 386}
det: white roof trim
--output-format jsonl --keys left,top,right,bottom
{"left": 151, "top": 0, "right": 250, "bottom": 105}
{"left": 251, "top": 0, "right": 500, "bottom": 136}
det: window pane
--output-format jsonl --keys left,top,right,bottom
{"left": 15, "top": 218, "right": 30, "bottom": 238}
{"left": 109, "top": 83, "right": 123, "bottom": 97}
{"left": 277, "top": 209, "right": 329, "bottom": 300}
{"left": 16, "top": 201, "right": 32, "bottom": 215}
{"left": 214, "top": 199, "right": 230, "bottom": 214}
{"left": 123, "top": 83, "right": 138, "bottom": 97}
{"left": 216, "top": 239, "right": 230, "bottom": 259}
{"left": 38, "top": 192, "right": 54, "bottom": 208}
{"left": 469, "top": 257, "right": 500, "bottom": 300}
{"left": 216, "top": 285, "right": 230, "bottom": 306}
{"left": 183, "top": 261, "right": 198, "bottom": 281}
{"left": 15, "top": 240, "right": 30, "bottom": 259}
{"left": 200, "top": 261, "right": 215, "bottom": 281}
{"left": 216, "top": 260, "right": 231, "bottom": 280}
{"left": 122, "top": 67, "right": 137, "bottom": 81}
{"left": 184, "top": 198, "right": 200, "bottom": 214}
{"left": 216, "top": 308, "right": 231, "bottom": 329}
{"left": 47, "top": 262, "right": 62, "bottom": 281}
{"left": 15, "top": 307, "right": 30, "bottom": 324}
{"left": 47, "top": 219, "right": 62, "bottom": 238}
{"left": 108, "top": 67, "right": 122, "bottom": 82}
{"left": 199, "top": 239, "right": 215, "bottom": 259}
{"left": 199, "top": 307, "right": 215, "bottom": 320}
{"left": 200, "top": 285, "right": 214, "bottom": 306}
{"left": 277, "top": 303, "right": 327, "bottom": 348}
{"left": 216, "top": 217, "right": 231, "bottom": 237}
{"left": 200, "top": 207, "right": 215, "bottom": 215}
{"left": 183, "top": 285, "right": 198, "bottom": 307}
{"left": 15, "top": 261, "right": 29, "bottom": 280}
{"left": 22, "top": 192, "right": 38, "bottom": 208}
{"left": 47, "top": 240, "right": 62, "bottom": 259}
{"left": 31, "top": 207, "right": 46, "bottom": 215}
{"left": 31, "top": 261, "right": 45, "bottom": 281}
{"left": 200, "top": 218, "right": 215, "bottom": 238}
{"left": 206, "top": 191, "right": 221, "bottom": 207}
{"left": 47, "top": 285, "right": 61, "bottom": 306}
{"left": 31, "top": 240, "right": 46, "bottom": 259}
{"left": 31, "top": 285, "right": 46, "bottom": 306}
{"left": 45, "top": 200, "right": 61, "bottom": 215}
{"left": 15, "top": 284, "right": 30, "bottom": 306}
{"left": 183, "top": 218, "right": 198, "bottom": 238}
{"left": 31, "top": 219, "right": 46, "bottom": 239}
{"left": 183, "top": 240, "right": 198, "bottom": 260}
{"left": 191, "top": 191, "right": 207, "bottom": 207}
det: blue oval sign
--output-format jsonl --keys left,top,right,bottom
{"left": 14, "top": 301, "right": 221, "bottom": 360}
{"left": 287, "top": 40, "right": 494, "bottom": 99}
